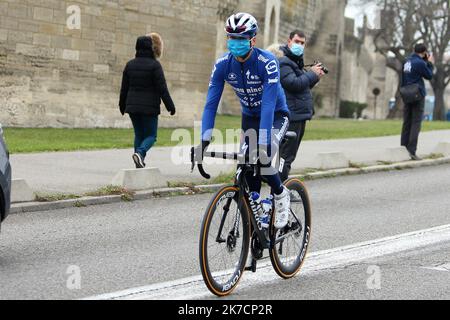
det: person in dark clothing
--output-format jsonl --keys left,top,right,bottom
{"left": 119, "top": 34, "right": 176, "bottom": 168}
{"left": 400, "top": 43, "right": 434, "bottom": 161}
{"left": 275, "top": 30, "right": 325, "bottom": 181}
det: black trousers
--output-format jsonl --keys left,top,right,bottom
{"left": 241, "top": 113, "right": 289, "bottom": 195}
{"left": 401, "top": 99, "right": 425, "bottom": 156}
{"left": 279, "top": 120, "right": 307, "bottom": 182}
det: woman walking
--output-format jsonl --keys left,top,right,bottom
{"left": 119, "top": 33, "right": 176, "bottom": 168}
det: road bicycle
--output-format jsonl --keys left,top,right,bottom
{"left": 191, "top": 132, "right": 312, "bottom": 296}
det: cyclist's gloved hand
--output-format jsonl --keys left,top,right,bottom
{"left": 194, "top": 140, "right": 210, "bottom": 163}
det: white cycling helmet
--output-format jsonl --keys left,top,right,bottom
{"left": 225, "top": 12, "right": 258, "bottom": 38}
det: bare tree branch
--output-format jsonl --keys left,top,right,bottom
{"left": 366, "top": 0, "right": 449, "bottom": 119}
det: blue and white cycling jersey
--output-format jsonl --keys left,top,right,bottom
{"left": 201, "top": 48, "right": 290, "bottom": 145}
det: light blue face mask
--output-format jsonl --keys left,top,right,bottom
{"left": 290, "top": 43, "right": 304, "bottom": 56}
{"left": 227, "top": 38, "right": 251, "bottom": 58}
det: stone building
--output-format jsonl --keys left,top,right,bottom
{"left": 0, "top": 0, "right": 218, "bottom": 128}
{"left": 340, "top": 17, "right": 397, "bottom": 119}
{"left": 0, "top": 0, "right": 378, "bottom": 128}
{"left": 217, "top": 0, "right": 347, "bottom": 118}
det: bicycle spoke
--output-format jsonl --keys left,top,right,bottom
{"left": 270, "top": 180, "right": 311, "bottom": 278}
{"left": 202, "top": 190, "right": 245, "bottom": 289}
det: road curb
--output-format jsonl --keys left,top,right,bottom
{"left": 10, "top": 156, "right": 450, "bottom": 215}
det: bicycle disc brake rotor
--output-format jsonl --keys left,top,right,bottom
{"left": 226, "top": 231, "right": 237, "bottom": 253}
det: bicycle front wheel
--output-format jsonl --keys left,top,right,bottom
{"left": 199, "top": 186, "right": 250, "bottom": 296}
{"left": 270, "top": 178, "right": 312, "bottom": 279}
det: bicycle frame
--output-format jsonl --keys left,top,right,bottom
{"left": 191, "top": 134, "right": 302, "bottom": 253}
{"left": 198, "top": 150, "right": 273, "bottom": 250}
{"left": 235, "top": 163, "right": 272, "bottom": 249}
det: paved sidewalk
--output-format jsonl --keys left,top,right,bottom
{"left": 10, "top": 130, "right": 450, "bottom": 194}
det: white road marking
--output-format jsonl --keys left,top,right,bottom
{"left": 422, "top": 263, "right": 450, "bottom": 272}
{"left": 82, "top": 224, "right": 450, "bottom": 300}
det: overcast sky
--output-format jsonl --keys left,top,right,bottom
{"left": 345, "top": 0, "right": 379, "bottom": 32}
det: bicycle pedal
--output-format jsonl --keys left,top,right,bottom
{"left": 244, "top": 259, "right": 257, "bottom": 273}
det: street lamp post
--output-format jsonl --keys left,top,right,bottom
{"left": 372, "top": 88, "right": 381, "bottom": 120}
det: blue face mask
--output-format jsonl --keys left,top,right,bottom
{"left": 227, "top": 39, "right": 251, "bottom": 58}
{"left": 290, "top": 43, "right": 304, "bottom": 56}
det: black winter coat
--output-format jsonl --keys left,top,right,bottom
{"left": 279, "top": 45, "right": 319, "bottom": 122}
{"left": 119, "top": 36, "right": 175, "bottom": 116}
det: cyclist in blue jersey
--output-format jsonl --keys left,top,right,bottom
{"left": 195, "top": 12, "right": 291, "bottom": 229}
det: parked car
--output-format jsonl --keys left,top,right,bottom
{"left": 0, "top": 123, "right": 11, "bottom": 232}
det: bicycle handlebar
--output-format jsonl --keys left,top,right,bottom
{"left": 197, "top": 163, "right": 211, "bottom": 180}
{"left": 191, "top": 147, "right": 238, "bottom": 180}
{"left": 190, "top": 132, "right": 297, "bottom": 180}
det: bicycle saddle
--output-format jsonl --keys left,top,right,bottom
{"left": 284, "top": 131, "right": 297, "bottom": 140}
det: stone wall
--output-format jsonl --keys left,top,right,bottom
{"left": 340, "top": 18, "right": 398, "bottom": 119}
{"left": 218, "top": 0, "right": 344, "bottom": 116}
{"left": 0, "top": 0, "right": 218, "bottom": 128}
{"left": 1, "top": 0, "right": 393, "bottom": 127}
{"left": 304, "top": 0, "right": 347, "bottom": 117}
{"left": 278, "top": 0, "right": 323, "bottom": 42}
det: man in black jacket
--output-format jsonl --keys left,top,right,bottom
{"left": 119, "top": 35, "right": 175, "bottom": 168}
{"left": 277, "top": 30, "right": 325, "bottom": 181}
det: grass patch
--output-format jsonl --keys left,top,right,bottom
{"left": 167, "top": 181, "right": 196, "bottom": 188}
{"left": 120, "top": 193, "right": 134, "bottom": 202}
{"left": 86, "top": 185, "right": 135, "bottom": 201}
{"left": 4, "top": 117, "right": 450, "bottom": 153}
{"left": 303, "top": 119, "right": 450, "bottom": 140}
{"left": 423, "top": 153, "right": 444, "bottom": 160}
{"left": 35, "top": 193, "right": 81, "bottom": 202}
{"left": 211, "top": 171, "right": 236, "bottom": 184}
{"left": 294, "top": 168, "right": 319, "bottom": 174}
{"left": 85, "top": 185, "right": 134, "bottom": 197}
{"left": 74, "top": 201, "right": 87, "bottom": 208}
{"left": 166, "top": 181, "right": 204, "bottom": 195}
{"left": 35, "top": 185, "right": 135, "bottom": 203}
{"left": 349, "top": 162, "right": 365, "bottom": 169}
{"left": 377, "top": 160, "right": 394, "bottom": 165}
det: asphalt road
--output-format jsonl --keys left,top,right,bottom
{"left": 1, "top": 164, "right": 449, "bottom": 300}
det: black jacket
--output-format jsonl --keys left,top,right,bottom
{"left": 119, "top": 36, "right": 175, "bottom": 116}
{"left": 279, "top": 45, "right": 319, "bottom": 122}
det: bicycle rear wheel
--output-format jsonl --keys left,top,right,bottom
{"left": 269, "top": 178, "right": 312, "bottom": 279}
{"left": 199, "top": 186, "right": 250, "bottom": 296}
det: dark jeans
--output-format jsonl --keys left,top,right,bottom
{"left": 279, "top": 120, "right": 307, "bottom": 182}
{"left": 129, "top": 113, "right": 158, "bottom": 160}
{"left": 401, "top": 99, "right": 424, "bottom": 156}
{"left": 241, "top": 112, "right": 289, "bottom": 195}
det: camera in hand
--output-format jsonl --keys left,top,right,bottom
{"left": 314, "top": 60, "right": 329, "bottom": 74}
{"left": 305, "top": 60, "right": 329, "bottom": 74}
